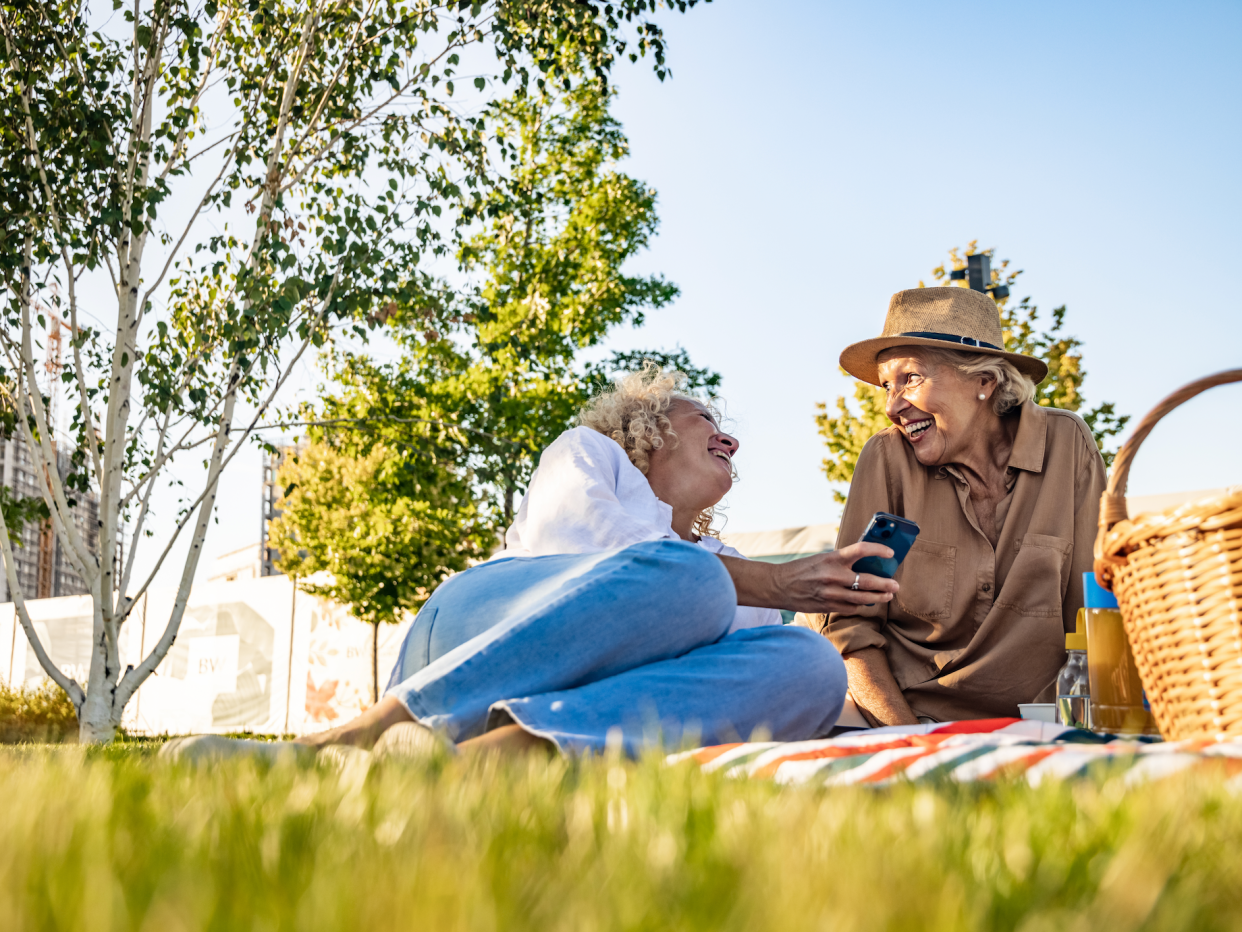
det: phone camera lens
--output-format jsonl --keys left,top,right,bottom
{"left": 880, "top": 529, "right": 893, "bottom": 539}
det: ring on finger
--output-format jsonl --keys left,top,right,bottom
{"left": 850, "top": 574, "right": 860, "bottom": 591}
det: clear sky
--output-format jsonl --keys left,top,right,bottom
{"left": 596, "top": 0, "right": 1242, "bottom": 535}
{"left": 171, "top": 0, "right": 1241, "bottom": 582}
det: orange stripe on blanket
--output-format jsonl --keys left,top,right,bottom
{"left": 689, "top": 743, "right": 743, "bottom": 765}
{"left": 1199, "top": 757, "right": 1242, "bottom": 777}
{"left": 987, "top": 747, "right": 1059, "bottom": 779}
{"left": 750, "top": 735, "right": 955, "bottom": 779}
{"left": 865, "top": 745, "right": 1059, "bottom": 785}
{"left": 855, "top": 747, "right": 944, "bottom": 783}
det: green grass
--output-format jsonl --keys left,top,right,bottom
{"left": 1, "top": 746, "right": 1241, "bottom": 931}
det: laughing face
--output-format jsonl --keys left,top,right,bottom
{"left": 876, "top": 351, "right": 991, "bottom": 467}
{"left": 644, "top": 400, "right": 738, "bottom": 514}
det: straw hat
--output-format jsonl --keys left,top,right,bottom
{"left": 839, "top": 287, "right": 1048, "bottom": 387}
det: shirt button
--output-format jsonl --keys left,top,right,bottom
{"left": 981, "top": 583, "right": 992, "bottom": 593}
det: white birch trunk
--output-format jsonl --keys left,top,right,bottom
{"left": 75, "top": 6, "right": 317, "bottom": 741}
{"left": 1, "top": 0, "right": 468, "bottom": 742}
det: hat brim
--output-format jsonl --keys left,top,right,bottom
{"left": 839, "top": 336, "right": 1049, "bottom": 387}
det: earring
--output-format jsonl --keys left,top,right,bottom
{"left": 978, "top": 394, "right": 986, "bottom": 400}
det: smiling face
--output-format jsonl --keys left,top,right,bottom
{"left": 643, "top": 400, "right": 738, "bottom": 520}
{"left": 877, "top": 350, "right": 995, "bottom": 467}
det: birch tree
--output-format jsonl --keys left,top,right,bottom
{"left": 264, "top": 80, "right": 719, "bottom": 695}
{"left": 0, "top": 0, "right": 705, "bottom": 743}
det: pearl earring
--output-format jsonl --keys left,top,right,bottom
{"left": 978, "top": 394, "right": 986, "bottom": 400}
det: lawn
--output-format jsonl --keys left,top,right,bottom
{"left": 1, "top": 742, "right": 1241, "bottom": 932}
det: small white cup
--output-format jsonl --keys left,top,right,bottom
{"left": 1017, "top": 703, "right": 1057, "bottom": 723}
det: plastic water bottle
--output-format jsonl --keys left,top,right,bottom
{"left": 1055, "top": 609, "right": 1090, "bottom": 729}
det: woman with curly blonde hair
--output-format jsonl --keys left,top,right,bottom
{"left": 265, "top": 365, "right": 895, "bottom": 762}
{"left": 574, "top": 365, "right": 727, "bottom": 539}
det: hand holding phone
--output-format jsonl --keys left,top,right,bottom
{"left": 745, "top": 536, "right": 902, "bottom": 615}
{"left": 851, "top": 512, "right": 920, "bottom": 578}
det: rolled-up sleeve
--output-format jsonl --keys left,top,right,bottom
{"left": 505, "top": 428, "right": 669, "bottom": 555}
{"left": 824, "top": 436, "right": 893, "bottom": 655}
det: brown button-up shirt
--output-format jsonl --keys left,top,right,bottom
{"left": 816, "top": 400, "right": 1107, "bottom": 722}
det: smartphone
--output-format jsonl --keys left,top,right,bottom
{"left": 851, "top": 512, "right": 920, "bottom": 579}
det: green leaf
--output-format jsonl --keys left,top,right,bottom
{"left": 1, "top": 0, "right": 707, "bottom": 727}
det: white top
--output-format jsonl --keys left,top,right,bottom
{"left": 501, "top": 427, "right": 780, "bottom": 634}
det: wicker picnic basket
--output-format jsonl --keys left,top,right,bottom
{"left": 1093, "top": 369, "right": 1242, "bottom": 741}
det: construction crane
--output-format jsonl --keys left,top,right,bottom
{"left": 36, "top": 312, "right": 64, "bottom": 600}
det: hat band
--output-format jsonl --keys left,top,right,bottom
{"left": 899, "top": 331, "right": 1001, "bottom": 351}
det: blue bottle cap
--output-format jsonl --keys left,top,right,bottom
{"left": 1083, "top": 571, "right": 1119, "bottom": 609}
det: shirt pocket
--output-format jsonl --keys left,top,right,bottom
{"left": 996, "top": 533, "right": 1073, "bottom": 617}
{"left": 894, "top": 539, "right": 957, "bottom": 621}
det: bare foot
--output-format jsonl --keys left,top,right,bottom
{"left": 297, "top": 696, "right": 416, "bottom": 750}
{"left": 457, "top": 723, "right": 557, "bottom": 758}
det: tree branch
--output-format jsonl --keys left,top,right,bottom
{"left": 9, "top": 237, "right": 94, "bottom": 580}
{"left": 115, "top": 361, "right": 240, "bottom": 709}
{"left": 0, "top": 498, "right": 85, "bottom": 710}
{"left": 122, "top": 294, "right": 326, "bottom": 496}
{"left": 152, "top": 11, "right": 228, "bottom": 187}
{"left": 118, "top": 398, "right": 176, "bottom": 598}
{"left": 275, "top": 29, "right": 473, "bottom": 198}
{"left": 253, "top": 415, "right": 524, "bottom": 448}
{"left": 124, "top": 271, "right": 340, "bottom": 609}
{"left": 137, "top": 51, "right": 273, "bottom": 318}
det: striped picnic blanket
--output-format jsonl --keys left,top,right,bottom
{"left": 669, "top": 718, "right": 1242, "bottom": 787}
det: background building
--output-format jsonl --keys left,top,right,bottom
{"left": 208, "top": 544, "right": 264, "bottom": 584}
{"left": 0, "top": 433, "right": 100, "bottom": 602}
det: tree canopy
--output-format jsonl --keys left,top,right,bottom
{"left": 268, "top": 76, "right": 719, "bottom": 659}
{"left": 0, "top": 0, "right": 709, "bottom": 742}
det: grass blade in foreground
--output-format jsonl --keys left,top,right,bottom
{"left": 0, "top": 748, "right": 1241, "bottom": 930}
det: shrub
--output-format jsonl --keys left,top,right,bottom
{"left": 0, "top": 681, "right": 77, "bottom": 744}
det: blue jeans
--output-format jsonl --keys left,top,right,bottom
{"left": 385, "top": 539, "right": 846, "bottom": 755}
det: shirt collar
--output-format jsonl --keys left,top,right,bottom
{"left": 933, "top": 400, "right": 1046, "bottom": 483}
{"left": 1007, "top": 400, "right": 1047, "bottom": 474}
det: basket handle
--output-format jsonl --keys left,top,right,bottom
{"left": 1093, "top": 368, "right": 1242, "bottom": 589}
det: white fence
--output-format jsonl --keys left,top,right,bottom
{"left": 0, "top": 576, "right": 412, "bottom": 736}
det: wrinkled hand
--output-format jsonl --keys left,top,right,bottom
{"left": 769, "top": 542, "right": 900, "bottom": 614}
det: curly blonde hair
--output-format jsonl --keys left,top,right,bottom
{"left": 577, "top": 364, "right": 727, "bottom": 538}
{"left": 879, "top": 346, "right": 1036, "bottom": 416}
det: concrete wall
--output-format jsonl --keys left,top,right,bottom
{"left": 0, "top": 575, "right": 412, "bottom": 736}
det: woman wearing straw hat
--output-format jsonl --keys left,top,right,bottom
{"left": 810, "top": 287, "right": 1108, "bottom": 725}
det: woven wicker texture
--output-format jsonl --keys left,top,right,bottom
{"left": 881, "top": 288, "right": 1006, "bottom": 343}
{"left": 1094, "top": 369, "right": 1242, "bottom": 741}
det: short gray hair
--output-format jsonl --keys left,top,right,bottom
{"left": 878, "top": 346, "right": 1036, "bottom": 416}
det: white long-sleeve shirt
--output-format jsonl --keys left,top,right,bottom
{"left": 501, "top": 426, "right": 780, "bottom": 634}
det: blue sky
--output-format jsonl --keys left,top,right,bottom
{"left": 176, "top": 0, "right": 1241, "bottom": 583}
{"left": 588, "top": 0, "right": 1242, "bottom": 535}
